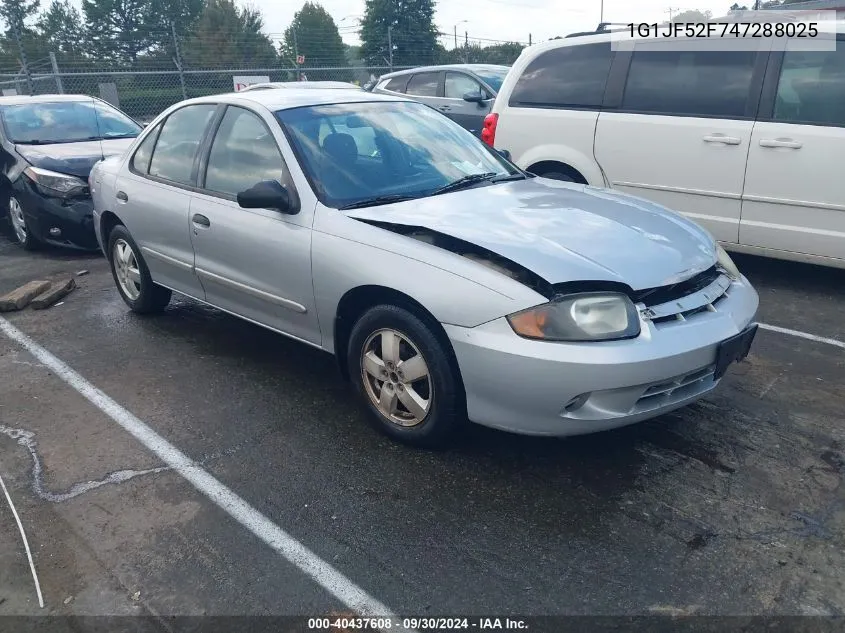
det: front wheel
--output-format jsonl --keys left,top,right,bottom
{"left": 7, "top": 195, "right": 39, "bottom": 250}
{"left": 348, "top": 305, "right": 464, "bottom": 447}
{"left": 107, "top": 225, "right": 171, "bottom": 313}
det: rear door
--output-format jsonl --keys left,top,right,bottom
{"left": 188, "top": 105, "right": 320, "bottom": 345}
{"left": 594, "top": 40, "right": 769, "bottom": 243}
{"left": 116, "top": 103, "right": 217, "bottom": 296}
{"left": 740, "top": 36, "right": 845, "bottom": 261}
{"left": 405, "top": 71, "right": 447, "bottom": 115}
{"left": 443, "top": 71, "right": 491, "bottom": 135}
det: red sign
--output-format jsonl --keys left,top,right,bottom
{"left": 296, "top": 55, "right": 305, "bottom": 65}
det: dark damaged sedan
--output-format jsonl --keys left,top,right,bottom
{"left": 1, "top": 94, "right": 141, "bottom": 250}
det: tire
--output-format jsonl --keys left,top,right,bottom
{"left": 107, "top": 224, "right": 171, "bottom": 313}
{"left": 7, "top": 195, "right": 39, "bottom": 250}
{"left": 537, "top": 170, "right": 576, "bottom": 183}
{"left": 348, "top": 304, "right": 464, "bottom": 447}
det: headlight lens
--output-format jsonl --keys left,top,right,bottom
{"left": 23, "top": 166, "right": 88, "bottom": 196}
{"left": 507, "top": 292, "right": 641, "bottom": 342}
{"left": 716, "top": 245, "right": 741, "bottom": 280}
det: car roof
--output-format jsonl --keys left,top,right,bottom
{"left": 178, "top": 88, "right": 410, "bottom": 111}
{"left": 379, "top": 64, "right": 510, "bottom": 79}
{"left": 0, "top": 93, "right": 97, "bottom": 106}
{"left": 243, "top": 81, "right": 361, "bottom": 91}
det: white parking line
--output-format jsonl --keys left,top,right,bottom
{"left": 0, "top": 468, "right": 44, "bottom": 608}
{"left": 759, "top": 323, "right": 845, "bottom": 350}
{"left": 0, "top": 316, "right": 397, "bottom": 621}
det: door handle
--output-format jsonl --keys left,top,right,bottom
{"left": 703, "top": 135, "right": 742, "bottom": 145}
{"left": 759, "top": 138, "right": 803, "bottom": 149}
{"left": 116, "top": 191, "right": 128, "bottom": 202}
{"left": 192, "top": 213, "right": 210, "bottom": 228}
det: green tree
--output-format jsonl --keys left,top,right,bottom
{"left": 37, "top": 0, "right": 82, "bottom": 57}
{"left": 359, "top": 0, "right": 438, "bottom": 68}
{"left": 183, "top": 0, "right": 277, "bottom": 68}
{"left": 0, "top": 0, "right": 40, "bottom": 39}
{"left": 672, "top": 9, "right": 713, "bottom": 22}
{"left": 150, "top": 0, "right": 206, "bottom": 53}
{"left": 281, "top": 2, "right": 348, "bottom": 79}
{"left": 82, "top": 0, "right": 158, "bottom": 66}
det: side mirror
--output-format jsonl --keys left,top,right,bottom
{"left": 497, "top": 148, "right": 511, "bottom": 161}
{"left": 237, "top": 180, "right": 298, "bottom": 214}
{"left": 463, "top": 91, "right": 485, "bottom": 104}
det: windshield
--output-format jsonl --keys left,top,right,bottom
{"left": 1, "top": 100, "right": 142, "bottom": 144}
{"left": 276, "top": 101, "right": 517, "bottom": 209}
{"left": 473, "top": 68, "right": 509, "bottom": 92}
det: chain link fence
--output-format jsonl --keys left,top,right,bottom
{"left": 0, "top": 63, "right": 411, "bottom": 122}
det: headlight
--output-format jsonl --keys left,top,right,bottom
{"left": 23, "top": 166, "right": 88, "bottom": 197}
{"left": 716, "top": 245, "right": 741, "bottom": 280}
{"left": 507, "top": 292, "right": 641, "bottom": 342}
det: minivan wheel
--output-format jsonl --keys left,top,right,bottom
{"left": 348, "top": 304, "right": 464, "bottom": 447}
{"left": 7, "top": 195, "right": 38, "bottom": 250}
{"left": 107, "top": 225, "right": 171, "bottom": 313}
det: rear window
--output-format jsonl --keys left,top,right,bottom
{"left": 384, "top": 76, "right": 409, "bottom": 93}
{"left": 406, "top": 72, "right": 440, "bottom": 97}
{"left": 509, "top": 43, "right": 613, "bottom": 109}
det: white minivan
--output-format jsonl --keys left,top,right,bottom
{"left": 484, "top": 23, "right": 845, "bottom": 269}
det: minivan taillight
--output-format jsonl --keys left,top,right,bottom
{"left": 481, "top": 113, "right": 498, "bottom": 147}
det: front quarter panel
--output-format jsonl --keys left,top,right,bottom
{"left": 312, "top": 206, "right": 547, "bottom": 354}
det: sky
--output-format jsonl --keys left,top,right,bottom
{"left": 248, "top": 0, "right": 738, "bottom": 46}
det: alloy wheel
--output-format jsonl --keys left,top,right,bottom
{"left": 361, "top": 328, "right": 433, "bottom": 427}
{"left": 8, "top": 197, "right": 27, "bottom": 243}
{"left": 113, "top": 238, "right": 142, "bottom": 300}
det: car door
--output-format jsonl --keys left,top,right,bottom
{"left": 740, "top": 36, "right": 845, "bottom": 261}
{"left": 188, "top": 104, "right": 320, "bottom": 346}
{"left": 444, "top": 71, "right": 491, "bottom": 135}
{"left": 117, "top": 103, "right": 217, "bottom": 297}
{"left": 594, "top": 40, "right": 769, "bottom": 243}
{"left": 405, "top": 71, "right": 447, "bottom": 115}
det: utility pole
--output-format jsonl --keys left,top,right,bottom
{"left": 10, "top": 18, "right": 33, "bottom": 95}
{"left": 49, "top": 52, "right": 63, "bottom": 94}
{"left": 600, "top": 0, "right": 604, "bottom": 23}
{"left": 665, "top": 6, "right": 682, "bottom": 22}
{"left": 529, "top": 33, "right": 532, "bottom": 45}
{"left": 387, "top": 26, "right": 393, "bottom": 70}
{"left": 172, "top": 25, "right": 187, "bottom": 100}
{"left": 454, "top": 25, "right": 458, "bottom": 49}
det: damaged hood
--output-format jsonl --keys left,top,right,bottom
{"left": 16, "top": 138, "right": 136, "bottom": 178}
{"left": 345, "top": 178, "right": 717, "bottom": 291}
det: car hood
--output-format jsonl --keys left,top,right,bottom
{"left": 345, "top": 178, "right": 717, "bottom": 291}
{"left": 16, "top": 138, "right": 135, "bottom": 178}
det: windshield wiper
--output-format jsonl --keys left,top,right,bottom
{"left": 430, "top": 172, "right": 498, "bottom": 196}
{"left": 338, "top": 194, "right": 418, "bottom": 210}
{"left": 490, "top": 173, "right": 528, "bottom": 183}
{"left": 102, "top": 133, "right": 138, "bottom": 139}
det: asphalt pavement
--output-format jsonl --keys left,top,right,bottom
{"left": 1, "top": 226, "right": 844, "bottom": 627}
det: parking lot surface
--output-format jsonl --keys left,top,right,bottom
{"left": 1, "top": 226, "right": 844, "bottom": 623}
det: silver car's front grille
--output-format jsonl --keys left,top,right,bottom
{"left": 638, "top": 271, "right": 733, "bottom": 328}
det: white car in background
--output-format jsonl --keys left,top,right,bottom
{"left": 241, "top": 81, "right": 361, "bottom": 92}
{"left": 484, "top": 21, "right": 845, "bottom": 270}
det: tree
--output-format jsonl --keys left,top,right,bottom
{"left": 183, "top": 0, "right": 277, "bottom": 68}
{"left": 37, "top": 0, "right": 82, "bottom": 57}
{"left": 150, "top": 0, "right": 205, "bottom": 53}
{"left": 281, "top": 2, "right": 348, "bottom": 79}
{"left": 359, "top": 0, "right": 438, "bottom": 68}
{"left": 0, "top": 0, "right": 40, "bottom": 40}
{"left": 672, "top": 9, "right": 713, "bottom": 22}
{"left": 82, "top": 0, "right": 158, "bottom": 66}
{"left": 729, "top": 3, "right": 749, "bottom": 10}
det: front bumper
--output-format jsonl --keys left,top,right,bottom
{"left": 13, "top": 179, "right": 98, "bottom": 250}
{"left": 445, "top": 275, "right": 759, "bottom": 437}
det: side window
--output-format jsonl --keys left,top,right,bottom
{"left": 445, "top": 72, "right": 483, "bottom": 99}
{"left": 385, "top": 76, "right": 409, "bottom": 93}
{"left": 204, "top": 106, "right": 286, "bottom": 197}
{"left": 149, "top": 104, "right": 217, "bottom": 185}
{"left": 622, "top": 46, "right": 756, "bottom": 118}
{"left": 774, "top": 45, "right": 845, "bottom": 127}
{"left": 509, "top": 43, "right": 613, "bottom": 108}
{"left": 130, "top": 124, "right": 160, "bottom": 174}
{"left": 406, "top": 72, "right": 440, "bottom": 97}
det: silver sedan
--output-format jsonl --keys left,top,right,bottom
{"left": 90, "top": 89, "right": 759, "bottom": 446}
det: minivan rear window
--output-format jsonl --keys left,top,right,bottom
{"left": 508, "top": 43, "right": 613, "bottom": 109}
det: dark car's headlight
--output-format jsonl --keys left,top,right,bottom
{"left": 716, "top": 245, "right": 741, "bottom": 281}
{"left": 507, "top": 292, "right": 641, "bottom": 342}
{"left": 23, "top": 166, "right": 88, "bottom": 197}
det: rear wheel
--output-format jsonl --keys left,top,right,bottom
{"left": 107, "top": 225, "right": 171, "bottom": 313}
{"left": 7, "top": 195, "right": 39, "bottom": 250}
{"left": 348, "top": 304, "right": 464, "bottom": 447}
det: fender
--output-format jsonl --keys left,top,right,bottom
{"left": 517, "top": 143, "right": 605, "bottom": 187}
